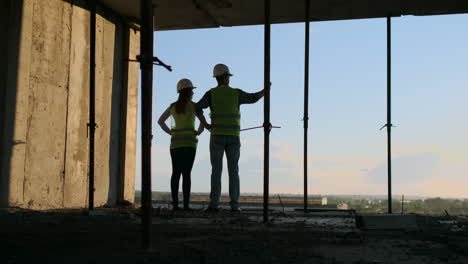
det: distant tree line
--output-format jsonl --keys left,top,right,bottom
{"left": 135, "top": 192, "right": 468, "bottom": 215}
{"left": 346, "top": 197, "right": 468, "bottom": 215}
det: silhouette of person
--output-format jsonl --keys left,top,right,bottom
{"left": 158, "top": 78, "right": 209, "bottom": 210}
{"left": 196, "top": 64, "right": 265, "bottom": 213}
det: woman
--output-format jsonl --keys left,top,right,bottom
{"left": 158, "top": 78, "right": 209, "bottom": 210}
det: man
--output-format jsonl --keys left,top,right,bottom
{"left": 196, "top": 64, "right": 265, "bottom": 213}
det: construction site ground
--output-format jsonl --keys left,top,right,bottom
{"left": 1, "top": 208, "right": 468, "bottom": 264}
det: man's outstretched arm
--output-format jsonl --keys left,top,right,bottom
{"left": 238, "top": 89, "right": 265, "bottom": 105}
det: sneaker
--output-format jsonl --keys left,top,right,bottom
{"left": 183, "top": 207, "right": 194, "bottom": 211}
{"left": 205, "top": 206, "right": 221, "bottom": 213}
{"left": 173, "top": 206, "right": 181, "bottom": 211}
{"left": 230, "top": 207, "right": 242, "bottom": 213}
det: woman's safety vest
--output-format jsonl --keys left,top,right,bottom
{"left": 170, "top": 102, "right": 197, "bottom": 149}
{"left": 210, "top": 85, "right": 241, "bottom": 136}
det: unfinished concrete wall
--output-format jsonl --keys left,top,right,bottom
{"left": 0, "top": 0, "right": 139, "bottom": 209}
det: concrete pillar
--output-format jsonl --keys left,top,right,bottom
{"left": 0, "top": 0, "right": 139, "bottom": 209}
{"left": 63, "top": 3, "right": 91, "bottom": 208}
{"left": 22, "top": 0, "right": 71, "bottom": 209}
{"left": 120, "top": 29, "right": 140, "bottom": 204}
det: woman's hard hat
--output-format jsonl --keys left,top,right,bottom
{"left": 176, "top": 78, "right": 196, "bottom": 92}
{"left": 213, "top": 64, "right": 233, "bottom": 77}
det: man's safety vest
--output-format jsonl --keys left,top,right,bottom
{"left": 170, "top": 102, "right": 197, "bottom": 149}
{"left": 210, "top": 85, "right": 241, "bottom": 136}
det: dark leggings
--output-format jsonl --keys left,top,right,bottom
{"left": 170, "top": 147, "right": 196, "bottom": 208}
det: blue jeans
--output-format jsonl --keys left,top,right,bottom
{"left": 209, "top": 135, "right": 240, "bottom": 209}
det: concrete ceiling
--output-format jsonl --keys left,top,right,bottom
{"left": 99, "top": 0, "right": 468, "bottom": 31}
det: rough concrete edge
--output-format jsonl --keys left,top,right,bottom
{"left": 355, "top": 214, "right": 421, "bottom": 231}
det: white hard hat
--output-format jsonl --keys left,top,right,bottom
{"left": 176, "top": 78, "right": 196, "bottom": 93}
{"left": 213, "top": 64, "right": 233, "bottom": 77}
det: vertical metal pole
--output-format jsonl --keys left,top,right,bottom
{"left": 401, "top": 194, "right": 404, "bottom": 214}
{"left": 263, "top": 0, "right": 271, "bottom": 224}
{"left": 140, "top": 0, "right": 154, "bottom": 250}
{"left": 386, "top": 16, "right": 393, "bottom": 214}
{"left": 88, "top": 0, "right": 97, "bottom": 211}
{"left": 303, "top": 0, "right": 310, "bottom": 213}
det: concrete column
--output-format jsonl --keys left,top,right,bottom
{"left": 121, "top": 29, "right": 140, "bottom": 204}
{"left": 22, "top": 0, "right": 72, "bottom": 209}
{"left": 94, "top": 14, "right": 124, "bottom": 206}
{"left": 63, "top": 3, "right": 91, "bottom": 208}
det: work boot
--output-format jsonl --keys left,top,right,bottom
{"left": 230, "top": 207, "right": 242, "bottom": 214}
{"left": 205, "top": 206, "right": 221, "bottom": 213}
{"left": 172, "top": 203, "right": 181, "bottom": 211}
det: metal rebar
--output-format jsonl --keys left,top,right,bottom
{"left": 240, "top": 125, "right": 280, "bottom": 132}
{"left": 88, "top": 0, "right": 97, "bottom": 211}
{"left": 303, "top": 0, "right": 310, "bottom": 213}
{"left": 386, "top": 16, "right": 392, "bottom": 214}
{"left": 401, "top": 194, "right": 404, "bottom": 214}
{"left": 140, "top": 0, "right": 154, "bottom": 250}
{"left": 278, "top": 194, "right": 285, "bottom": 214}
{"left": 263, "top": 0, "right": 271, "bottom": 224}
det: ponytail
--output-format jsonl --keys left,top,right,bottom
{"left": 175, "top": 88, "right": 192, "bottom": 114}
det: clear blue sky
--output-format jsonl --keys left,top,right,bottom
{"left": 136, "top": 14, "right": 468, "bottom": 198}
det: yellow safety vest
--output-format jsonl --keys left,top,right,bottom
{"left": 170, "top": 102, "right": 197, "bottom": 149}
{"left": 210, "top": 85, "right": 241, "bottom": 136}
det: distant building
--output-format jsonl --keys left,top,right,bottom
{"left": 368, "top": 199, "right": 382, "bottom": 205}
{"left": 337, "top": 203, "right": 349, "bottom": 210}
{"left": 322, "top": 197, "right": 328, "bottom": 205}
{"left": 307, "top": 196, "right": 327, "bottom": 206}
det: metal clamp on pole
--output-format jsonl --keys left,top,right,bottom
{"left": 131, "top": 55, "right": 173, "bottom": 72}
{"left": 379, "top": 123, "right": 395, "bottom": 131}
{"left": 263, "top": 122, "right": 273, "bottom": 133}
{"left": 86, "top": 122, "right": 98, "bottom": 138}
{"left": 152, "top": 57, "right": 172, "bottom": 72}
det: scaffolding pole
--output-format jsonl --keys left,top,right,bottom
{"left": 88, "top": 0, "right": 97, "bottom": 211}
{"left": 386, "top": 16, "right": 393, "bottom": 214}
{"left": 263, "top": 0, "right": 271, "bottom": 224}
{"left": 303, "top": 0, "right": 310, "bottom": 213}
{"left": 140, "top": 0, "right": 154, "bottom": 250}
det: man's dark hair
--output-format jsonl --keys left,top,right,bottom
{"left": 216, "top": 74, "right": 228, "bottom": 84}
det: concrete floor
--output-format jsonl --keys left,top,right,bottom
{"left": 1, "top": 208, "right": 467, "bottom": 264}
